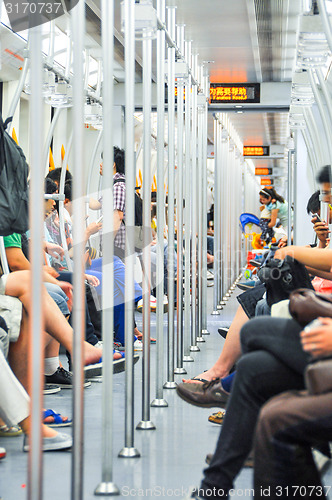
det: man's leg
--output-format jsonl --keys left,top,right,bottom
{"left": 199, "top": 350, "right": 306, "bottom": 498}
{"left": 254, "top": 391, "right": 332, "bottom": 499}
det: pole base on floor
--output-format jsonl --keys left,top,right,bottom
{"left": 201, "top": 329, "right": 210, "bottom": 335}
{"left": 94, "top": 482, "right": 120, "bottom": 496}
{"left": 211, "top": 310, "right": 220, "bottom": 315}
{"left": 163, "top": 381, "right": 177, "bottom": 389}
{"left": 136, "top": 420, "right": 156, "bottom": 430}
{"left": 219, "top": 301, "right": 226, "bottom": 306}
{"left": 190, "top": 345, "right": 200, "bottom": 352}
{"left": 183, "top": 355, "right": 194, "bottom": 362}
{"left": 118, "top": 447, "right": 140, "bottom": 458}
{"left": 151, "top": 398, "right": 168, "bottom": 407}
{"left": 196, "top": 337, "right": 205, "bottom": 343}
{"left": 222, "top": 296, "right": 229, "bottom": 302}
{"left": 217, "top": 304, "right": 223, "bottom": 310}
{"left": 225, "top": 292, "right": 231, "bottom": 297}
{"left": 174, "top": 367, "right": 187, "bottom": 374}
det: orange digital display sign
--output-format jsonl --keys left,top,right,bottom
{"left": 210, "top": 83, "right": 260, "bottom": 104}
{"left": 243, "top": 146, "right": 269, "bottom": 157}
{"left": 261, "top": 178, "right": 273, "bottom": 186}
{"left": 255, "top": 168, "right": 272, "bottom": 176}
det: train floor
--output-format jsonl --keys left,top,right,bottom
{"left": 1, "top": 285, "right": 331, "bottom": 499}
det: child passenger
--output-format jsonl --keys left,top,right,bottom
{"left": 258, "top": 189, "right": 275, "bottom": 244}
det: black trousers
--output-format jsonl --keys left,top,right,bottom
{"left": 254, "top": 390, "right": 332, "bottom": 499}
{"left": 200, "top": 317, "right": 309, "bottom": 498}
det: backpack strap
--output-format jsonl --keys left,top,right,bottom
{"left": 3, "top": 117, "right": 13, "bottom": 130}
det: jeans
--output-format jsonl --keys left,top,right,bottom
{"left": 57, "top": 271, "right": 99, "bottom": 346}
{"left": 44, "top": 282, "right": 70, "bottom": 316}
{"left": 200, "top": 317, "right": 309, "bottom": 498}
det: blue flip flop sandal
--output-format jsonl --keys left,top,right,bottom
{"left": 43, "top": 409, "right": 72, "bottom": 428}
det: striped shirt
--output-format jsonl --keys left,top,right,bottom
{"left": 113, "top": 173, "right": 126, "bottom": 250}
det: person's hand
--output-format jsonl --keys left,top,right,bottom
{"left": 43, "top": 265, "right": 59, "bottom": 279}
{"left": 150, "top": 239, "right": 157, "bottom": 246}
{"left": 57, "top": 280, "right": 73, "bottom": 296}
{"left": 278, "top": 236, "right": 288, "bottom": 248}
{"left": 86, "top": 221, "right": 102, "bottom": 237}
{"left": 274, "top": 246, "right": 292, "bottom": 260}
{"left": 44, "top": 242, "right": 64, "bottom": 259}
{"left": 85, "top": 274, "right": 100, "bottom": 287}
{"left": 312, "top": 218, "right": 330, "bottom": 247}
{"left": 57, "top": 281, "right": 73, "bottom": 312}
{"left": 300, "top": 317, "right": 332, "bottom": 358}
{"left": 99, "top": 163, "right": 103, "bottom": 176}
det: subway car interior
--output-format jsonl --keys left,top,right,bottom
{"left": 2, "top": 0, "right": 332, "bottom": 498}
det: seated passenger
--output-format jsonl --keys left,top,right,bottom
{"left": 46, "top": 174, "right": 143, "bottom": 349}
{"left": 254, "top": 333, "right": 332, "bottom": 497}
{"left": 177, "top": 244, "right": 332, "bottom": 499}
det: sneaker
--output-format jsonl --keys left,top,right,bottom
{"left": 137, "top": 295, "right": 157, "bottom": 313}
{"left": 43, "top": 384, "right": 61, "bottom": 395}
{"left": 207, "top": 270, "right": 214, "bottom": 280}
{"left": 134, "top": 339, "right": 143, "bottom": 351}
{"left": 94, "top": 340, "right": 103, "bottom": 349}
{"left": 45, "top": 367, "right": 91, "bottom": 389}
{"left": 23, "top": 432, "right": 72, "bottom": 452}
{"left": 0, "top": 447, "right": 6, "bottom": 460}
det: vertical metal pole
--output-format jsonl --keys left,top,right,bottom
{"left": 219, "top": 120, "right": 226, "bottom": 306}
{"left": 217, "top": 121, "right": 224, "bottom": 305}
{"left": 71, "top": 2, "right": 86, "bottom": 498}
{"left": 174, "top": 24, "right": 187, "bottom": 374}
{"left": 164, "top": 6, "right": 177, "bottom": 389}
{"left": 136, "top": 30, "right": 156, "bottom": 429}
{"left": 28, "top": 23, "right": 43, "bottom": 500}
{"left": 212, "top": 118, "right": 220, "bottom": 315}
{"left": 196, "top": 92, "right": 205, "bottom": 343}
{"left": 292, "top": 133, "right": 298, "bottom": 245}
{"left": 225, "top": 118, "right": 231, "bottom": 298}
{"left": 118, "top": 0, "right": 140, "bottom": 458}
{"left": 183, "top": 41, "right": 196, "bottom": 360}
{"left": 151, "top": 0, "right": 168, "bottom": 406}
{"left": 190, "top": 55, "right": 201, "bottom": 348}
{"left": 94, "top": 0, "right": 119, "bottom": 494}
{"left": 151, "top": 0, "right": 168, "bottom": 405}
{"left": 287, "top": 148, "right": 293, "bottom": 246}
{"left": 201, "top": 74, "right": 210, "bottom": 334}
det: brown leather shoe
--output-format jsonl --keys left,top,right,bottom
{"left": 176, "top": 378, "right": 229, "bottom": 408}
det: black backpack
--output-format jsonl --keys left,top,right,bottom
{"left": 257, "top": 255, "right": 314, "bottom": 308}
{"left": 113, "top": 178, "right": 142, "bottom": 226}
{"left": 0, "top": 115, "right": 29, "bottom": 235}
